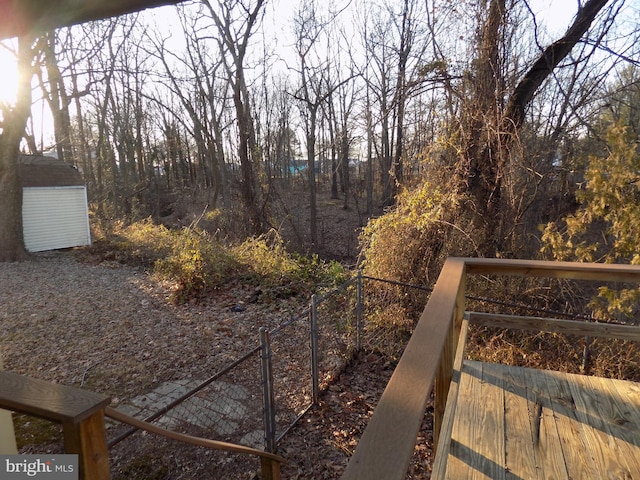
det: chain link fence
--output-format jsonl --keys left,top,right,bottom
{"left": 268, "top": 314, "right": 313, "bottom": 444}
{"left": 106, "top": 272, "right": 429, "bottom": 477}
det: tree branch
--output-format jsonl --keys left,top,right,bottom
{"left": 505, "top": 0, "right": 612, "bottom": 129}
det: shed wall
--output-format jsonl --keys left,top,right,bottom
{"left": 22, "top": 186, "right": 91, "bottom": 252}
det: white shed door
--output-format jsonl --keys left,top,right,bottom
{"left": 22, "top": 186, "right": 91, "bottom": 252}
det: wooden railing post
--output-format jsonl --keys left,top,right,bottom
{"left": 433, "top": 263, "right": 466, "bottom": 450}
{"left": 62, "top": 409, "right": 110, "bottom": 480}
{"left": 342, "top": 258, "right": 466, "bottom": 480}
{"left": 0, "top": 371, "right": 111, "bottom": 480}
{"left": 0, "top": 355, "right": 17, "bottom": 454}
{"left": 260, "top": 456, "right": 282, "bottom": 480}
{"left": 433, "top": 316, "right": 454, "bottom": 449}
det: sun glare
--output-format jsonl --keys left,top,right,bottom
{"left": 0, "top": 42, "right": 19, "bottom": 106}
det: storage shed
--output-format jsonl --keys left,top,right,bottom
{"left": 18, "top": 155, "right": 91, "bottom": 252}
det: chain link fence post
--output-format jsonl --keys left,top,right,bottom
{"left": 260, "top": 327, "right": 276, "bottom": 453}
{"left": 310, "top": 294, "right": 320, "bottom": 405}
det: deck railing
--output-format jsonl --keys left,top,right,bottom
{"left": 341, "top": 257, "right": 640, "bottom": 480}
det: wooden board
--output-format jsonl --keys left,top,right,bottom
{"left": 446, "top": 361, "right": 484, "bottom": 479}
{"left": 525, "top": 368, "right": 592, "bottom": 480}
{"left": 566, "top": 373, "right": 640, "bottom": 477}
{"left": 0, "top": 371, "right": 110, "bottom": 424}
{"left": 468, "top": 312, "right": 640, "bottom": 341}
{"left": 501, "top": 365, "right": 541, "bottom": 480}
{"left": 435, "top": 362, "right": 640, "bottom": 479}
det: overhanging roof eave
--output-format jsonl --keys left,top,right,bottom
{"left": 0, "top": 0, "right": 187, "bottom": 40}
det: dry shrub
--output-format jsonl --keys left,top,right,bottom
{"left": 87, "top": 218, "right": 179, "bottom": 268}
{"left": 588, "top": 338, "right": 640, "bottom": 380}
{"left": 359, "top": 181, "right": 467, "bottom": 286}
{"left": 466, "top": 328, "right": 586, "bottom": 374}
{"left": 87, "top": 219, "right": 345, "bottom": 304}
{"left": 154, "top": 229, "right": 238, "bottom": 303}
{"left": 358, "top": 181, "right": 478, "bottom": 351}
{"left": 232, "top": 230, "right": 346, "bottom": 290}
{"left": 464, "top": 274, "right": 640, "bottom": 382}
{"left": 466, "top": 328, "right": 640, "bottom": 382}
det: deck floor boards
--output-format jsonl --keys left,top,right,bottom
{"left": 439, "top": 361, "right": 640, "bottom": 479}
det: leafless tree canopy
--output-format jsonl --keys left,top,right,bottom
{"left": 0, "top": 0, "right": 638, "bottom": 259}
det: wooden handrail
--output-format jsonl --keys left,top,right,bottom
{"left": 0, "top": 371, "right": 285, "bottom": 480}
{"left": 463, "top": 257, "right": 640, "bottom": 282}
{"left": 341, "top": 258, "right": 467, "bottom": 480}
{"left": 0, "top": 370, "right": 110, "bottom": 424}
{"left": 106, "top": 407, "right": 285, "bottom": 480}
{"left": 341, "top": 258, "right": 640, "bottom": 480}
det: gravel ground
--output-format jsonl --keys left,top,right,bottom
{"left": 0, "top": 250, "right": 289, "bottom": 399}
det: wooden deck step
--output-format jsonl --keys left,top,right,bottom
{"left": 434, "top": 361, "right": 640, "bottom": 479}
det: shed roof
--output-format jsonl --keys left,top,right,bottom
{"left": 19, "top": 155, "right": 85, "bottom": 188}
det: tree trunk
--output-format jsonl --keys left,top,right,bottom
{"left": 380, "top": 95, "right": 392, "bottom": 206}
{"left": 391, "top": 0, "right": 412, "bottom": 192}
{"left": 458, "top": 0, "right": 506, "bottom": 255}
{"left": 41, "top": 31, "right": 74, "bottom": 163}
{"left": 205, "top": 0, "right": 265, "bottom": 236}
{"left": 234, "top": 72, "right": 263, "bottom": 235}
{"left": 341, "top": 129, "right": 350, "bottom": 210}
{"left": 365, "top": 76, "right": 374, "bottom": 215}
{"left": 307, "top": 107, "right": 319, "bottom": 246}
{"left": 455, "top": 0, "right": 611, "bottom": 256}
{"left": 0, "top": 35, "right": 35, "bottom": 262}
{"left": 327, "top": 103, "right": 339, "bottom": 200}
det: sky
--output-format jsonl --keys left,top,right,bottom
{"left": 530, "top": 0, "right": 578, "bottom": 35}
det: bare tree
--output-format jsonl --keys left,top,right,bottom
{"left": 148, "top": 6, "right": 231, "bottom": 209}
{"left": 361, "top": 0, "right": 428, "bottom": 206}
{"left": 291, "top": 0, "right": 354, "bottom": 245}
{"left": 291, "top": 1, "right": 329, "bottom": 246}
{"left": 453, "top": 0, "right": 617, "bottom": 255}
{"left": 36, "top": 31, "right": 74, "bottom": 162}
{"left": 329, "top": 54, "right": 358, "bottom": 210}
{"left": 0, "top": 35, "right": 36, "bottom": 261}
{"left": 203, "top": 0, "right": 266, "bottom": 236}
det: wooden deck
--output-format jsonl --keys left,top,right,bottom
{"left": 341, "top": 259, "right": 640, "bottom": 480}
{"left": 434, "top": 360, "right": 640, "bottom": 479}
